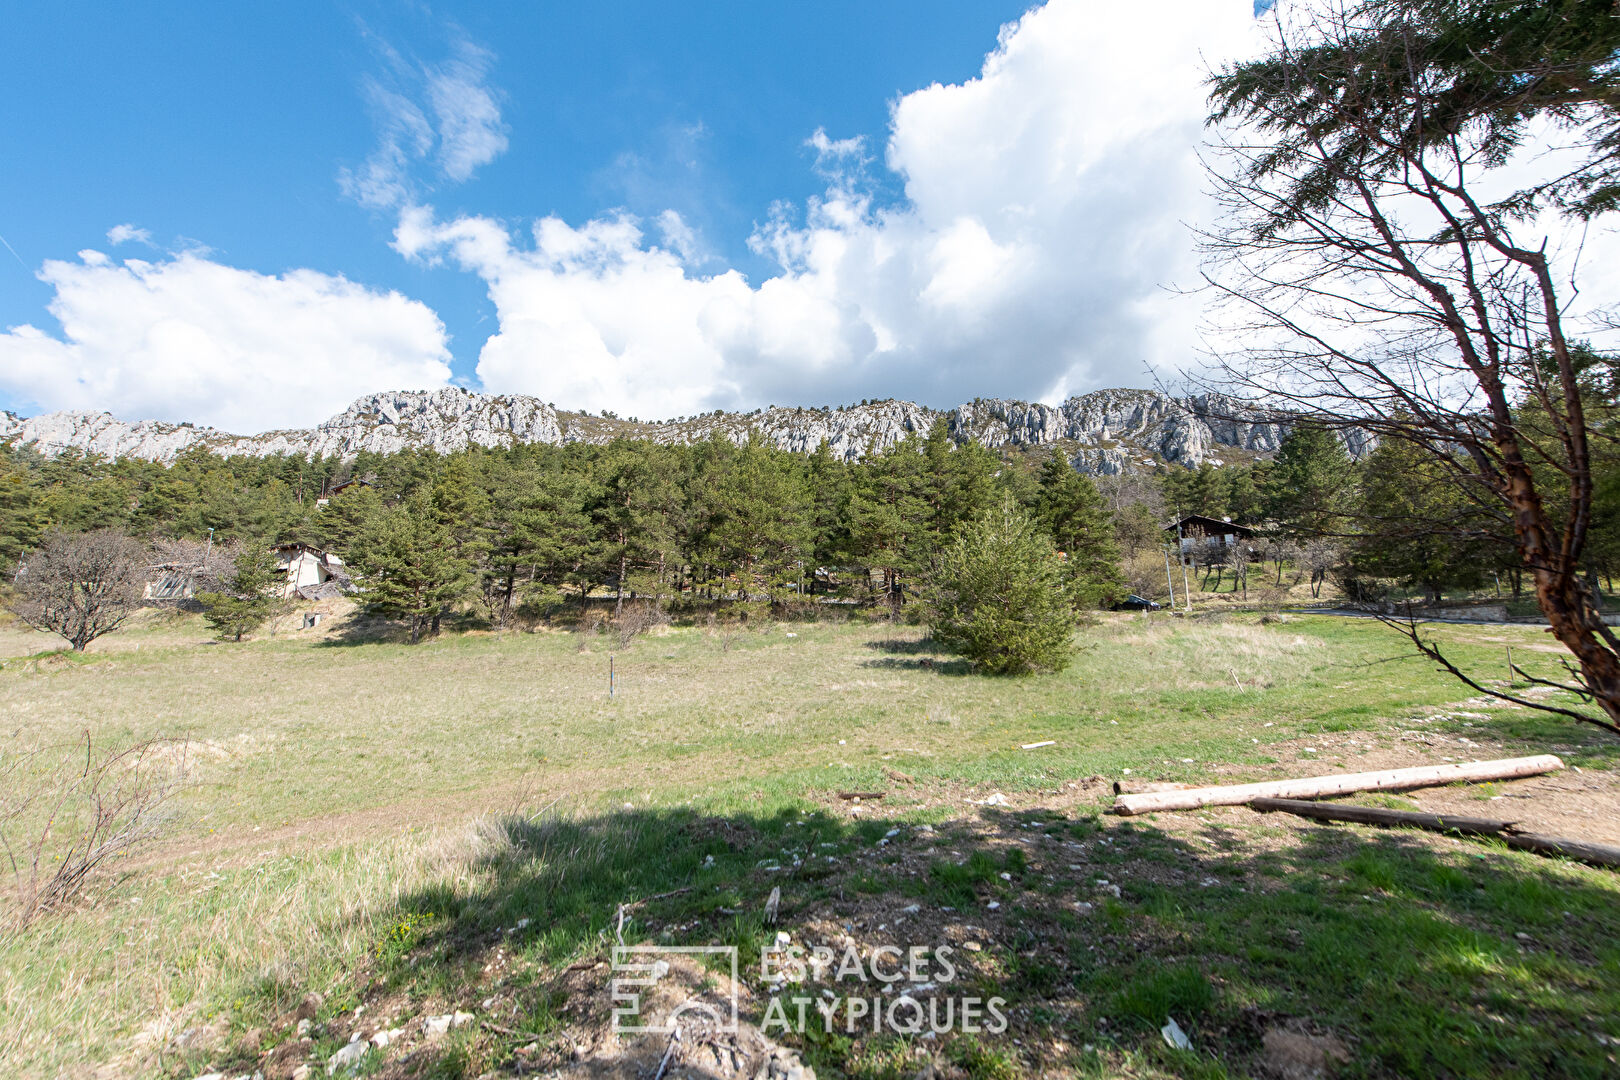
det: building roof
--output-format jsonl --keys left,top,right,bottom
{"left": 1163, "top": 514, "right": 1257, "bottom": 537}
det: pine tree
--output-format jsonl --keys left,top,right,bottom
{"left": 1354, "top": 439, "right": 1486, "bottom": 604}
{"left": 1162, "top": 462, "right": 1229, "bottom": 520}
{"left": 430, "top": 454, "right": 493, "bottom": 632}
{"left": 312, "top": 484, "right": 386, "bottom": 552}
{"left": 198, "top": 545, "right": 282, "bottom": 642}
{"left": 352, "top": 492, "right": 472, "bottom": 643}
{"left": 847, "top": 437, "right": 930, "bottom": 611}
{"left": 0, "top": 456, "right": 45, "bottom": 572}
{"left": 805, "top": 440, "right": 855, "bottom": 573}
{"left": 696, "top": 435, "right": 810, "bottom": 603}
{"left": 1033, "top": 452, "right": 1126, "bottom": 609}
{"left": 1265, "top": 425, "right": 1355, "bottom": 541}
{"left": 593, "top": 442, "right": 682, "bottom": 614}
{"left": 928, "top": 501, "right": 1075, "bottom": 675}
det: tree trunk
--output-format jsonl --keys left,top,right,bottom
{"left": 431, "top": 612, "right": 441, "bottom": 637}
{"left": 1496, "top": 446, "right": 1620, "bottom": 728}
{"left": 1534, "top": 566, "right": 1620, "bottom": 728}
{"left": 410, "top": 616, "right": 421, "bottom": 645}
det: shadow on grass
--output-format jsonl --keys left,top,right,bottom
{"left": 859, "top": 656, "right": 975, "bottom": 675}
{"left": 858, "top": 635, "right": 978, "bottom": 675}
{"left": 309, "top": 617, "right": 411, "bottom": 648}
{"left": 216, "top": 802, "right": 1620, "bottom": 1080}
{"left": 863, "top": 638, "right": 937, "bottom": 656}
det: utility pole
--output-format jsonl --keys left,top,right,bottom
{"left": 1174, "top": 515, "right": 1192, "bottom": 611}
{"left": 193, "top": 526, "right": 215, "bottom": 597}
{"left": 1162, "top": 546, "right": 1176, "bottom": 610}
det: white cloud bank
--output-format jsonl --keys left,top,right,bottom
{"left": 0, "top": 252, "right": 452, "bottom": 433}
{"left": 2, "top": 0, "right": 1264, "bottom": 433}
{"left": 399, "top": 0, "right": 1265, "bottom": 418}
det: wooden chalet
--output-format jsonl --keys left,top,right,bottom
{"left": 1164, "top": 514, "right": 1257, "bottom": 553}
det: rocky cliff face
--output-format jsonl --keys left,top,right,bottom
{"left": 0, "top": 387, "right": 1298, "bottom": 473}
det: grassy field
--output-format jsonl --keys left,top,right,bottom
{"left": 1, "top": 608, "right": 1617, "bottom": 1078}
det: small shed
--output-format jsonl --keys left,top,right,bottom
{"left": 1164, "top": 514, "right": 1256, "bottom": 553}
{"left": 316, "top": 477, "right": 374, "bottom": 508}
{"left": 273, "top": 543, "right": 353, "bottom": 599}
{"left": 143, "top": 565, "right": 197, "bottom": 601}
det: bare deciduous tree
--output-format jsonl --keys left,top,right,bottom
{"left": 1195, "top": 538, "right": 1229, "bottom": 592}
{"left": 1202, "top": 0, "right": 1620, "bottom": 731}
{"left": 9, "top": 530, "right": 147, "bottom": 652}
{"left": 150, "top": 535, "right": 239, "bottom": 595}
{"left": 1302, "top": 539, "right": 1341, "bottom": 600}
{"left": 1224, "top": 540, "right": 1252, "bottom": 600}
{"left": 1262, "top": 537, "right": 1301, "bottom": 586}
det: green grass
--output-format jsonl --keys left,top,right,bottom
{"left": 0, "top": 609, "right": 1616, "bottom": 1078}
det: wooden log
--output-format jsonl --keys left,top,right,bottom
{"left": 1249, "top": 797, "right": 1517, "bottom": 836}
{"left": 1500, "top": 832, "right": 1620, "bottom": 869}
{"left": 1250, "top": 796, "right": 1620, "bottom": 869}
{"left": 1113, "top": 781, "right": 1195, "bottom": 795}
{"left": 1111, "top": 755, "right": 1564, "bottom": 815}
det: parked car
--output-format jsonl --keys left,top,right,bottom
{"left": 1112, "top": 594, "right": 1162, "bottom": 611}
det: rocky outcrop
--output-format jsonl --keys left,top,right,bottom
{"left": 619, "top": 399, "right": 940, "bottom": 460}
{"left": 1, "top": 387, "right": 1302, "bottom": 473}
{"left": 0, "top": 388, "right": 564, "bottom": 462}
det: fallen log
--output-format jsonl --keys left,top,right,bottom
{"left": 1499, "top": 832, "right": 1620, "bottom": 869}
{"left": 1249, "top": 797, "right": 1516, "bottom": 837}
{"left": 837, "top": 791, "right": 885, "bottom": 801}
{"left": 1249, "top": 796, "right": 1620, "bottom": 869}
{"left": 1113, "top": 781, "right": 1195, "bottom": 795}
{"left": 1111, "top": 755, "right": 1564, "bottom": 816}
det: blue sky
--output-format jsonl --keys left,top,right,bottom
{"left": 0, "top": 1, "right": 1268, "bottom": 433}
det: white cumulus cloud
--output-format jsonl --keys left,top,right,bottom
{"left": 397, "top": 0, "right": 1264, "bottom": 416}
{"left": 0, "top": 251, "right": 452, "bottom": 433}
{"left": 395, "top": 207, "right": 750, "bottom": 418}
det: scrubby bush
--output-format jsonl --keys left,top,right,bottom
{"left": 928, "top": 503, "right": 1075, "bottom": 675}
{"left": 1, "top": 731, "right": 188, "bottom": 928}
{"left": 612, "top": 601, "right": 666, "bottom": 647}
